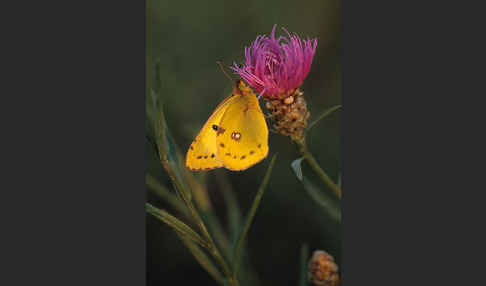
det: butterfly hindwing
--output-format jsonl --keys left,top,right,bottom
{"left": 216, "top": 84, "right": 269, "bottom": 171}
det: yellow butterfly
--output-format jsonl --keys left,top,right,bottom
{"left": 186, "top": 80, "right": 269, "bottom": 171}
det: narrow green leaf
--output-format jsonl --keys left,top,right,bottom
{"left": 179, "top": 234, "right": 225, "bottom": 285}
{"left": 307, "top": 105, "right": 341, "bottom": 131}
{"left": 295, "top": 141, "right": 341, "bottom": 199}
{"left": 215, "top": 171, "right": 262, "bottom": 286}
{"left": 145, "top": 203, "right": 210, "bottom": 250}
{"left": 146, "top": 89, "right": 192, "bottom": 204}
{"left": 185, "top": 172, "right": 233, "bottom": 264}
{"left": 304, "top": 177, "right": 341, "bottom": 222}
{"left": 216, "top": 171, "right": 262, "bottom": 286}
{"left": 147, "top": 92, "right": 219, "bottom": 255}
{"left": 291, "top": 159, "right": 341, "bottom": 222}
{"left": 299, "top": 243, "right": 310, "bottom": 286}
{"left": 146, "top": 174, "right": 187, "bottom": 216}
{"left": 215, "top": 170, "right": 243, "bottom": 241}
{"left": 233, "top": 154, "right": 278, "bottom": 280}
{"left": 200, "top": 211, "right": 233, "bottom": 264}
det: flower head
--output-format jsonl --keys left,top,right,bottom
{"left": 308, "top": 250, "right": 340, "bottom": 286}
{"left": 232, "top": 25, "right": 317, "bottom": 99}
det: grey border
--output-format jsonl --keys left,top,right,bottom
{"left": 2, "top": 1, "right": 146, "bottom": 285}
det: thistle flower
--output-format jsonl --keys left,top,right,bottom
{"left": 232, "top": 25, "right": 317, "bottom": 100}
{"left": 308, "top": 250, "right": 340, "bottom": 286}
{"left": 232, "top": 25, "right": 317, "bottom": 142}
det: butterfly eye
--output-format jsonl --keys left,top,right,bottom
{"left": 212, "top": 125, "right": 219, "bottom": 131}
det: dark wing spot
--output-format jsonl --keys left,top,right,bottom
{"left": 258, "top": 144, "right": 262, "bottom": 148}
{"left": 197, "top": 156, "right": 202, "bottom": 159}
{"left": 211, "top": 153, "right": 215, "bottom": 158}
{"left": 216, "top": 127, "right": 225, "bottom": 136}
{"left": 220, "top": 143, "right": 225, "bottom": 148}
{"left": 190, "top": 146, "right": 194, "bottom": 150}
{"left": 249, "top": 150, "right": 255, "bottom": 155}
{"left": 233, "top": 155, "right": 237, "bottom": 159}
{"left": 240, "top": 155, "right": 246, "bottom": 160}
{"left": 204, "top": 155, "right": 208, "bottom": 159}
{"left": 225, "top": 153, "right": 231, "bottom": 156}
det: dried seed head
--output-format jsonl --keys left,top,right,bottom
{"left": 308, "top": 250, "right": 340, "bottom": 286}
{"left": 265, "top": 88, "right": 309, "bottom": 142}
{"left": 283, "top": 95, "right": 294, "bottom": 105}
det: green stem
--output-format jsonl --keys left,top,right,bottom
{"left": 146, "top": 174, "right": 188, "bottom": 217}
{"left": 158, "top": 155, "right": 235, "bottom": 283}
{"left": 179, "top": 235, "right": 225, "bottom": 285}
{"left": 295, "top": 140, "right": 342, "bottom": 199}
{"left": 161, "top": 164, "right": 236, "bottom": 284}
{"left": 299, "top": 244, "right": 310, "bottom": 286}
{"left": 187, "top": 201, "right": 235, "bottom": 284}
{"left": 183, "top": 193, "right": 240, "bottom": 286}
{"left": 233, "top": 155, "right": 277, "bottom": 281}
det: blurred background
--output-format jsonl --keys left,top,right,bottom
{"left": 146, "top": 0, "right": 341, "bottom": 285}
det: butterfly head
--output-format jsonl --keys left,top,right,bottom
{"left": 234, "top": 80, "right": 254, "bottom": 97}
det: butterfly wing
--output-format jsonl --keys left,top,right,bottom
{"left": 216, "top": 87, "right": 269, "bottom": 171}
{"left": 186, "top": 94, "right": 238, "bottom": 171}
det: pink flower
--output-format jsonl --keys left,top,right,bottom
{"left": 232, "top": 25, "right": 318, "bottom": 99}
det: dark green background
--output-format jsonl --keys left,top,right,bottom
{"left": 147, "top": 0, "right": 341, "bottom": 285}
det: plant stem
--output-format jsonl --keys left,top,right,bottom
{"left": 184, "top": 195, "right": 239, "bottom": 286}
{"left": 295, "top": 140, "right": 342, "bottom": 199}
{"left": 233, "top": 155, "right": 277, "bottom": 282}
{"left": 179, "top": 235, "right": 225, "bottom": 285}
{"left": 159, "top": 155, "right": 235, "bottom": 283}
{"left": 299, "top": 244, "right": 310, "bottom": 286}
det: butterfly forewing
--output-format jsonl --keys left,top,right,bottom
{"left": 185, "top": 94, "right": 238, "bottom": 171}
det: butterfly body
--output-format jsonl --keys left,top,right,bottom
{"left": 186, "top": 80, "right": 269, "bottom": 171}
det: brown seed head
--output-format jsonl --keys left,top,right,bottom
{"left": 264, "top": 88, "right": 309, "bottom": 142}
{"left": 284, "top": 95, "right": 294, "bottom": 105}
{"left": 307, "top": 250, "right": 340, "bottom": 286}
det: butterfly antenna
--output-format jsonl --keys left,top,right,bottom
{"left": 216, "top": 61, "right": 234, "bottom": 83}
